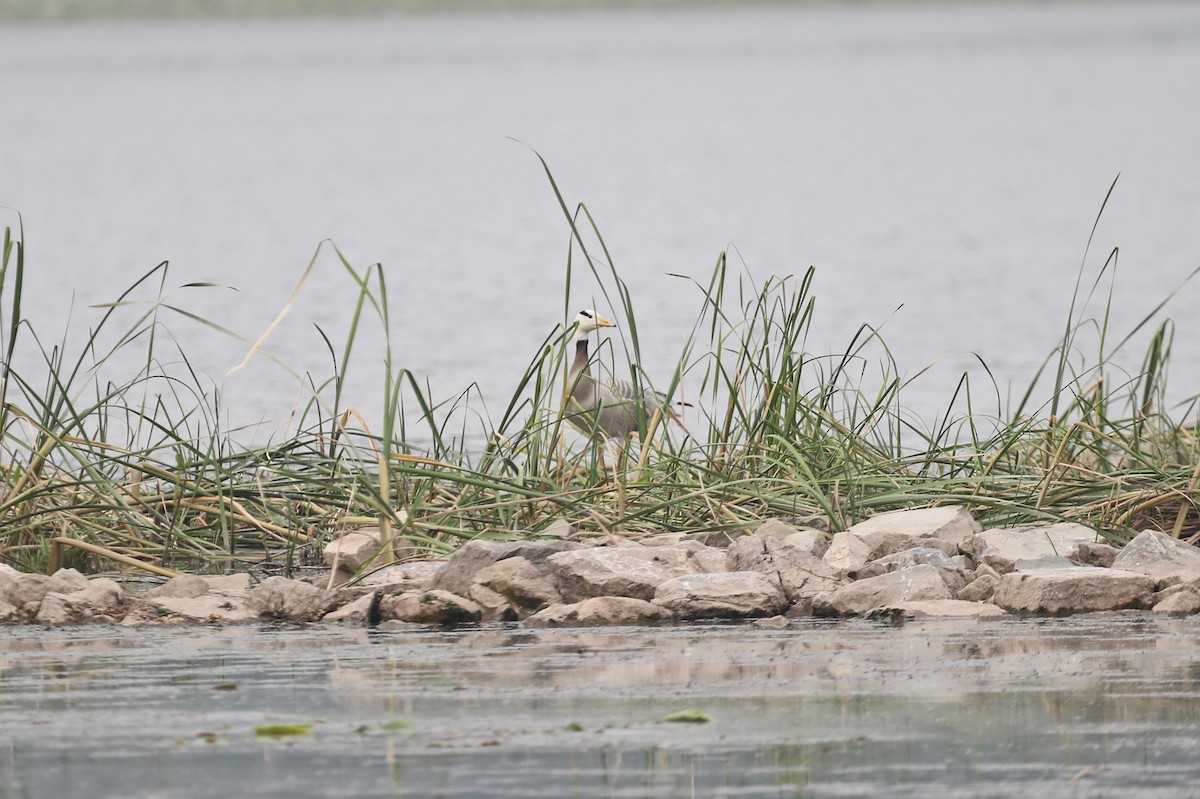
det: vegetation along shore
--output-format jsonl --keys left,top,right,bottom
{"left": 0, "top": 171, "right": 1198, "bottom": 626}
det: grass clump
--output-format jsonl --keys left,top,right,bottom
{"left": 0, "top": 171, "right": 1197, "bottom": 579}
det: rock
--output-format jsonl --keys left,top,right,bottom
{"left": 523, "top": 597, "right": 674, "bottom": 628}
{"left": 812, "top": 564, "right": 953, "bottom": 617}
{"left": 993, "top": 566, "right": 1155, "bottom": 615}
{"left": 1072, "top": 541, "right": 1120, "bottom": 568}
{"left": 652, "top": 571, "right": 788, "bottom": 619}
{"left": 687, "top": 545, "right": 731, "bottom": 573}
{"left": 641, "top": 533, "right": 686, "bottom": 547}
{"left": 474, "top": 556, "right": 560, "bottom": 613}
{"left": 887, "top": 599, "right": 1009, "bottom": 618}
{"left": 960, "top": 523, "right": 1100, "bottom": 574}
{"left": 358, "top": 561, "right": 445, "bottom": 592}
{"left": 855, "top": 547, "right": 970, "bottom": 593}
{"left": 822, "top": 530, "right": 921, "bottom": 577}
{"left": 466, "top": 584, "right": 518, "bottom": 622}
{"left": 322, "top": 592, "right": 382, "bottom": 623}
{"left": 683, "top": 530, "right": 750, "bottom": 548}
{"left": 0, "top": 597, "right": 20, "bottom": 621}
{"left": 141, "top": 592, "right": 257, "bottom": 623}
{"left": 539, "top": 519, "right": 576, "bottom": 538}
{"left": 848, "top": 505, "right": 982, "bottom": 546}
{"left": 957, "top": 573, "right": 999, "bottom": 602}
{"left": 8, "top": 569, "right": 90, "bottom": 608}
{"left": 1152, "top": 588, "right": 1200, "bottom": 615}
{"left": 247, "top": 577, "right": 335, "bottom": 621}
{"left": 33, "top": 579, "right": 125, "bottom": 625}
{"left": 753, "top": 614, "right": 790, "bottom": 629}
{"left": 143, "top": 575, "right": 209, "bottom": 599}
{"left": 380, "top": 590, "right": 481, "bottom": 626}
{"left": 322, "top": 530, "right": 381, "bottom": 572}
{"left": 727, "top": 532, "right": 842, "bottom": 601}
{"left": 202, "top": 574, "right": 252, "bottom": 592}
{"left": 782, "top": 529, "right": 829, "bottom": 558}
{"left": 1111, "top": 529, "right": 1200, "bottom": 587}
{"left": 1013, "top": 556, "right": 1077, "bottom": 572}
{"left": 545, "top": 547, "right": 695, "bottom": 603}
{"left": 433, "top": 539, "right": 582, "bottom": 596}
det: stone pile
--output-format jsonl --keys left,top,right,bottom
{"left": 5, "top": 505, "right": 1200, "bottom": 627}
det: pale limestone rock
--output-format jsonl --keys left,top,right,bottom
{"left": 474, "top": 556, "right": 560, "bottom": 612}
{"left": 545, "top": 547, "right": 695, "bottom": 603}
{"left": 641, "top": 533, "right": 686, "bottom": 547}
{"left": 0, "top": 571, "right": 16, "bottom": 605}
{"left": 0, "top": 597, "right": 20, "bottom": 621}
{"left": 753, "top": 615, "right": 790, "bottom": 629}
{"left": 247, "top": 576, "right": 334, "bottom": 621}
{"left": 143, "top": 575, "right": 208, "bottom": 599}
{"left": 523, "top": 597, "right": 674, "bottom": 628}
{"left": 993, "top": 566, "right": 1154, "bottom": 615}
{"left": 782, "top": 529, "right": 829, "bottom": 558}
{"left": 822, "top": 530, "right": 922, "bottom": 577}
{"left": 381, "top": 590, "right": 481, "bottom": 626}
{"left": 687, "top": 546, "right": 731, "bottom": 573}
{"left": 202, "top": 573, "right": 252, "bottom": 592}
{"left": 467, "top": 583, "right": 517, "bottom": 622}
{"left": 960, "top": 523, "right": 1100, "bottom": 574}
{"left": 1072, "top": 541, "right": 1120, "bottom": 568}
{"left": 34, "top": 594, "right": 80, "bottom": 625}
{"left": 855, "top": 547, "right": 970, "bottom": 593}
{"left": 9, "top": 569, "right": 90, "bottom": 609}
{"left": 1152, "top": 589, "right": 1200, "bottom": 615}
{"left": 812, "top": 564, "right": 953, "bottom": 617}
{"left": 888, "top": 599, "right": 1009, "bottom": 618}
{"left": 32, "top": 579, "right": 124, "bottom": 624}
{"left": 957, "top": 573, "right": 999, "bottom": 602}
{"left": 1111, "top": 529, "right": 1200, "bottom": 587}
{"left": 358, "top": 561, "right": 445, "bottom": 593}
{"left": 847, "top": 505, "right": 982, "bottom": 547}
{"left": 727, "top": 532, "right": 842, "bottom": 602}
{"left": 321, "top": 592, "right": 381, "bottom": 623}
{"left": 322, "top": 530, "right": 381, "bottom": 572}
{"left": 539, "top": 519, "right": 577, "bottom": 539}
{"left": 433, "top": 539, "right": 582, "bottom": 596}
{"left": 50, "top": 569, "right": 90, "bottom": 593}
{"left": 143, "top": 593, "right": 257, "bottom": 623}
{"left": 652, "top": 571, "right": 788, "bottom": 619}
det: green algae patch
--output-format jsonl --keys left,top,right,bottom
{"left": 254, "top": 723, "right": 313, "bottom": 738}
{"left": 662, "top": 710, "right": 712, "bottom": 724}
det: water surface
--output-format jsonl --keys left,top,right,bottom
{"left": 2, "top": 615, "right": 1200, "bottom": 797}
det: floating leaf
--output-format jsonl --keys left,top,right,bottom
{"left": 662, "top": 710, "right": 712, "bottom": 724}
{"left": 254, "top": 724, "right": 313, "bottom": 738}
{"left": 212, "top": 682, "right": 238, "bottom": 691}
{"left": 565, "top": 722, "right": 585, "bottom": 732}
{"left": 379, "top": 719, "right": 414, "bottom": 734}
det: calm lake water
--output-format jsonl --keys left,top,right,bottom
{"left": 3, "top": 616, "right": 1200, "bottom": 798}
{"left": 1, "top": 1, "right": 1199, "bottom": 439}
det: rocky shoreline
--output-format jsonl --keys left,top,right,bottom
{"left": 4, "top": 506, "right": 1200, "bottom": 627}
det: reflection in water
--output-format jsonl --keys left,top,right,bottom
{"left": 2, "top": 616, "right": 1200, "bottom": 797}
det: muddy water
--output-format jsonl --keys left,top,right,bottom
{"left": 2, "top": 615, "right": 1200, "bottom": 798}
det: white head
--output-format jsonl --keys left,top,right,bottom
{"left": 573, "top": 309, "right": 616, "bottom": 341}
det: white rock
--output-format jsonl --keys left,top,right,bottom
{"left": 1111, "top": 529, "right": 1200, "bottom": 587}
{"left": 545, "top": 547, "right": 695, "bottom": 603}
{"left": 993, "top": 566, "right": 1154, "bottom": 615}
{"left": 961, "top": 523, "right": 1100, "bottom": 574}
{"left": 523, "top": 597, "right": 674, "bottom": 628}
{"left": 813, "top": 564, "right": 953, "bottom": 617}
{"left": 322, "top": 530, "right": 382, "bottom": 572}
{"left": 847, "top": 505, "right": 982, "bottom": 546}
{"left": 652, "top": 571, "right": 788, "bottom": 619}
